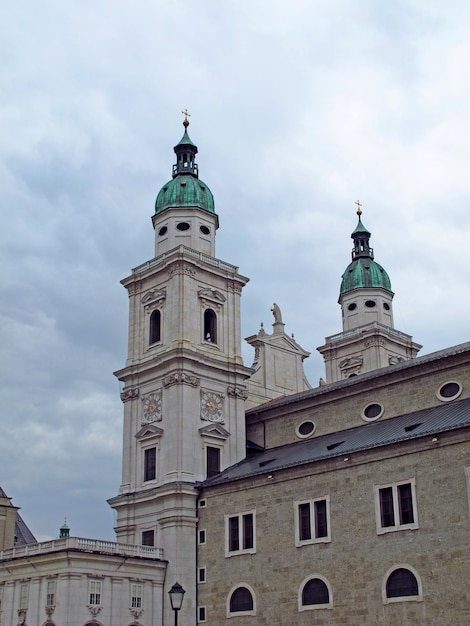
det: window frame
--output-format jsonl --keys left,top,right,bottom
{"left": 225, "top": 510, "right": 256, "bottom": 557}
{"left": 143, "top": 446, "right": 157, "bottom": 482}
{"left": 149, "top": 309, "right": 162, "bottom": 345}
{"left": 206, "top": 445, "right": 221, "bottom": 478}
{"left": 294, "top": 496, "right": 331, "bottom": 546}
{"left": 131, "top": 583, "right": 143, "bottom": 609}
{"left": 46, "top": 579, "right": 56, "bottom": 607}
{"left": 88, "top": 580, "right": 102, "bottom": 606}
{"left": 374, "top": 478, "right": 418, "bottom": 534}
{"left": 382, "top": 564, "right": 423, "bottom": 604}
{"left": 298, "top": 574, "right": 333, "bottom": 611}
{"left": 226, "top": 584, "right": 256, "bottom": 617}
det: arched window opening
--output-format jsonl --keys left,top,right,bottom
{"left": 386, "top": 568, "right": 419, "bottom": 598}
{"left": 204, "top": 309, "right": 217, "bottom": 343}
{"left": 149, "top": 310, "right": 161, "bottom": 344}
{"left": 302, "top": 578, "right": 330, "bottom": 606}
{"left": 229, "top": 587, "right": 254, "bottom": 613}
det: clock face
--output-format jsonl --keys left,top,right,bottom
{"left": 201, "top": 391, "right": 224, "bottom": 422}
{"left": 142, "top": 393, "right": 162, "bottom": 423}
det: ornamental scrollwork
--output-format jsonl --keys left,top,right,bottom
{"left": 163, "top": 371, "right": 200, "bottom": 388}
{"left": 168, "top": 262, "right": 196, "bottom": 278}
{"left": 121, "top": 387, "right": 140, "bottom": 402}
{"left": 227, "top": 385, "right": 248, "bottom": 400}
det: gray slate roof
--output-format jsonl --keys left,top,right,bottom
{"left": 204, "top": 395, "right": 470, "bottom": 487}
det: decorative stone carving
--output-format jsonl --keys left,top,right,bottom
{"left": 141, "top": 392, "right": 162, "bottom": 424}
{"left": 121, "top": 387, "right": 140, "bottom": 402}
{"left": 45, "top": 605, "right": 56, "bottom": 618}
{"left": 127, "top": 281, "right": 143, "bottom": 296}
{"left": 17, "top": 608, "right": 28, "bottom": 624}
{"left": 198, "top": 288, "right": 226, "bottom": 310}
{"left": 130, "top": 607, "right": 144, "bottom": 619}
{"left": 227, "top": 385, "right": 248, "bottom": 400}
{"left": 163, "top": 371, "right": 200, "bottom": 388}
{"left": 87, "top": 605, "right": 102, "bottom": 618}
{"left": 168, "top": 262, "right": 196, "bottom": 278}
{"left": 142, "top": 288, "right": 166, "bottom": 312}
{"left": 389, "top": 355, "right": 405, "bottom": 365}
{"left": 200, "top": 390, "right": 224, "bottom": 423}
{"left": 339, "top": 356, "right": 363, "bottom": 378}
{"left": 227, "top": 280, "right": 242, "bottom": 294}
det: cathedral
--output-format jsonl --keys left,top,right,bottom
{"left": 1, "top": 119, "right": 469, "bottom": 625}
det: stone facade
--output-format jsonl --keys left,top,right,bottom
{"left": 198, "top": 351, "right": 470, "bottom": 624}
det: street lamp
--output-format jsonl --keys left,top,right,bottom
{"left": 168, "top": 581, "right": 185, "bottom": 626}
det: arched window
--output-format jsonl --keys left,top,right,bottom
{"left": 229, "top": 586, "right": 254, "bottom": 613}
{"left": 204, "top": 309, "right": 217, "bottom": 343}
{"left": 149, "top": 310, "right": 161, "bottom": 344}
{"left": 386, "top": 568, "right": 419, "bottom": 599}
{"left": 302, "top": 578, "right": 330, "bottom": 606}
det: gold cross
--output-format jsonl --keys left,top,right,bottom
{"left": 181, "top": 108, "right": 191, "bottom": 127}
{"left": 355, "top": 199, "right": 362, "bottom": 216}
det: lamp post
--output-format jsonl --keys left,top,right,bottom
{"left": 168, "top": 581, "right": 185, "bottom": 626}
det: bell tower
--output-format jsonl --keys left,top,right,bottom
{"left": 108, "top": 115, "right": 251, "bottom": 622}
{"left": 317, "top": 204, "right": 421, "bottom": 382}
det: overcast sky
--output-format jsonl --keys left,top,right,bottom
{"left": 2, "top": 0, "right": 470, "bottom": 542}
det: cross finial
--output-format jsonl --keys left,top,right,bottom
{"left": 181, "top": 108, "right": 191, "bottom": 128}
{"left": 355, "top": 199, "right": 362, "bottom": 217}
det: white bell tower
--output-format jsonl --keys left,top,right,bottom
{"left": 108, "top": 115, "right": 251, "bottom": 623}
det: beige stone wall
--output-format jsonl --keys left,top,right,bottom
{"left": 246, "top": 350, "right": 470, "bottom": 449}
{"left": 198, "top": 434, "right": 470, "bottom": 624}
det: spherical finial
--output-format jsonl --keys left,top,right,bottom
{"left": 181, "top": 108, "right": 191, "bottom": 128}
{"left": 355, "top": 199, "right": 362, "bottom": 217}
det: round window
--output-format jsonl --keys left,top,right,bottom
{"left": 362, "top": 402, "right": 384, "bottom": 421}
{"left": 177, "top": 222, "right": 190, "bottom": 231}
{"left": 297, "top": 420, "right": 315, "bottom": 438}
{"left": 437, "top": 381, "right": 462, "bottom": 402}
{"left": 365, "top": 300, "right": 376, "bottom": 308}
{"left": 158, "top": 226, "right": 168, "bottom": 236}
{"left": 348, "top": 303, "right": 357, "bottom": 311}
{"left": 200, "top": 225, "right": 210, "bottom": 235}
{"left": 383, "top": 302, "right": 390, "bottom": 311}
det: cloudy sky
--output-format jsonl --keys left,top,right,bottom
{"left": 2, "top": 0, "right": 470, "bottom": 541}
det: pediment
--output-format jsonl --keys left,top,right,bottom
{"left": 198, "top": 288, "right": 226, "bottom": 304}
{"left": 199, "top": 423, "right": 231, "bottom": 440}
{"left": 142, "top": 289, "right": 166, "bottom": 305}
{"left": 135, "top": 424, "right": 164, "bottom": 441}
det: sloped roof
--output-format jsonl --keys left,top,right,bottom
{"left": 203, "top": 396, "right": 470, "bottom": 486}
{"left": 0, "top": 486, "right": 37, "bottom": 545}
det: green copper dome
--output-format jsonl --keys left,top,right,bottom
{"left": 154, "top": 122, "right": 215, "bottom": 215}
{"left": 340, "top": 211, "right": 392, "bottom": 295}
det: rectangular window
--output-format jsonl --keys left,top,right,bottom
{"left": 206, "top": 446, "right": 221, "bottom": 478}
{"left": 89, "top": 580, "right": 102, "bottom": 606}
{"left": 198, "top": 567, "right": 206, "bottom": 583}
{"left": 46, "top": 579, "right": 56, "bottom": 607}
{"left": 19, "top": 583, "right": 29, "bottom": 610}
{"left": 225, "top": 511, "right": 256, "bottom": 556}
{"left": 142, "top": 530, "right": 155, "bottom": 546}
{"left": 198, "top": 529, "right": 206, "bottom": 544}
{"left": 144, "top": 447, "right": 156, "bottom": 481}
{"left": 131, "top": 583, "right": 142, "bottom": 609}
{"left": 198, "top": 606, "right": 207, "bottom": 622}
{"left": 295, "top": 497, "right": 330, "bottom": 546}
{"left": 375, "top": 479, "right": 418, "bottom": 534}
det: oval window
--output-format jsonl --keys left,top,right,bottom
{"left": 200, "top": 225, "right": 210, "bottom": 235}
{"left": 158, "top": 226, "right": 168, "bottom": 236}
{"left": 383, "top": 302, "right": 390, "bottom": 311}
{"left": 362, "top": 402, "right": 384, "bottom": 421}
{"left": 297, "top": 420, "right": 315, "bottom": 438}
{"left": 437, "top": 381, "right": 462, "bottom": 402}
{"left": 365, "top": 300, "right": 376, "bottom": 308}
{"left": 347, "top": 303, "right": 357, "bottom": 311}
{"left": 177, "top": 222, "right": 190, "bottom": 231}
